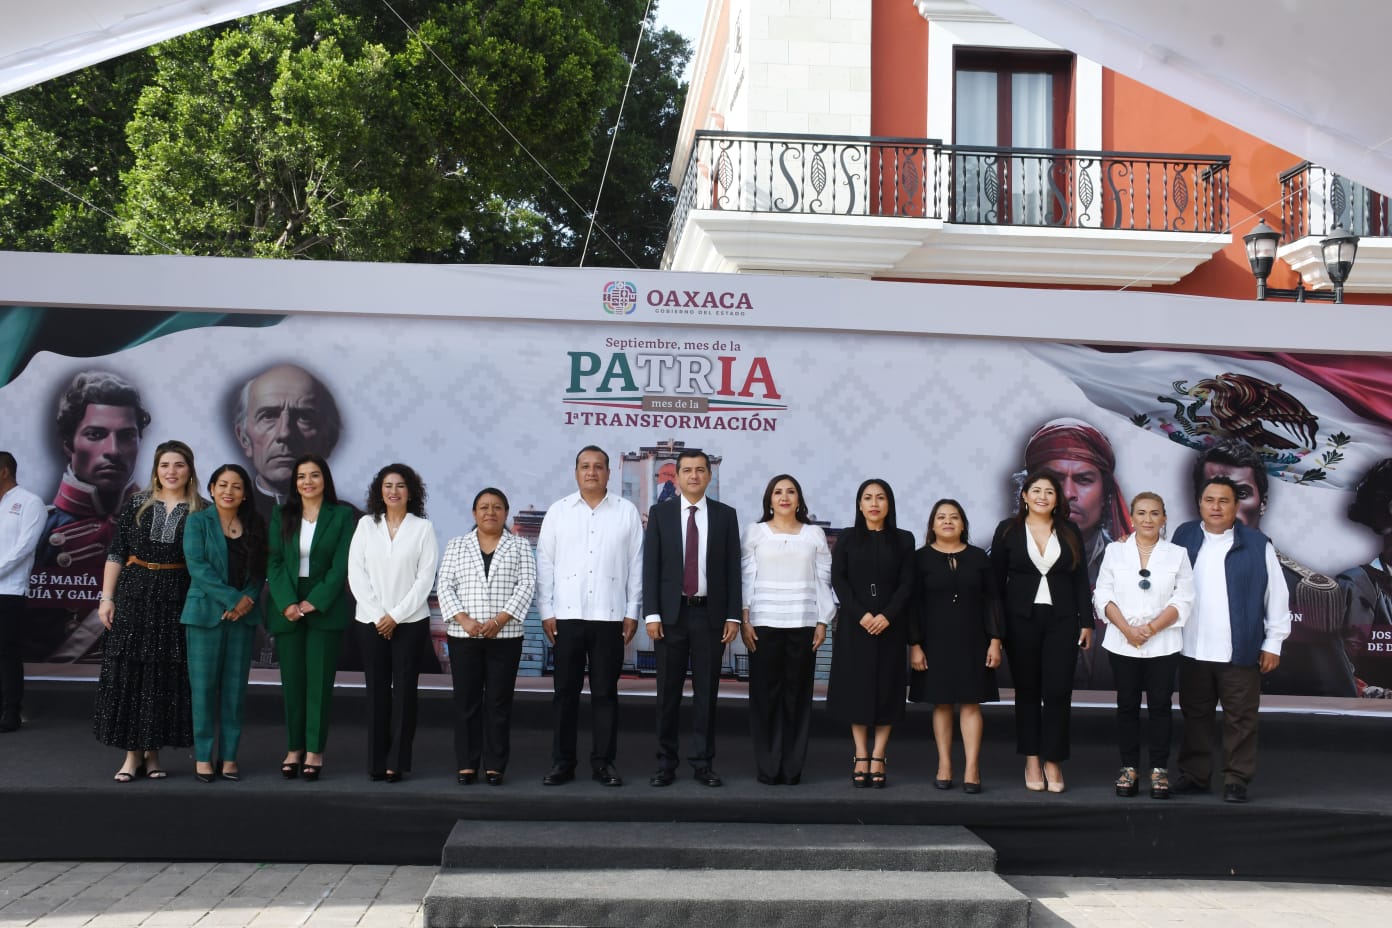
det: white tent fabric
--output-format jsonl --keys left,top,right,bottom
{"left": 974, "top": 0, "right": 1392, "bottom": 199}
{"left": 0, "top": 0, "right": 296, "bottom": 97}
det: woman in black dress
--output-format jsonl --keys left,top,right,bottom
{"left": 826, "top": 478, "right": 915, "bottom": 788}
{"left": 989, "top": 471, "right": 1092, "bottom": 793}
{"left": 94, "top": 439, "right": 204, "bottom": 781}
{"left": 909, "top": 499, "right": 1003, "bottom": 794}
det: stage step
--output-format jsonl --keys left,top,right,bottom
{"left": 438, "top": 820, "right": 999, "bottom": 872}
{"left": 424, "top": 822, "right": 1029, "bottom": 928}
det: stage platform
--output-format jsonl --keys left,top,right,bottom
{"left": 3, "top": 681, "right": 1389, "bottom": 884}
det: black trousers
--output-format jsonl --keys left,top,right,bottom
{"left": 358, "top": 619, "right": 427, "bottom": 775}
{"left": 1005, "top": 604, "right": 1079, "bottom": 762}
{"left": 448, "top": 635, "right": 523, "bottom": 772}
{"left": 1108, "top": 650, "right": 1179, "bottom": 769}
{"left": 655, "top": 602, "right": 725, "bottom": 771}
{"left": 747, "top": 625, "right": 816, "bottom": 780}
{"left": 551, "top": 619, "right": 624, "bottom": 769}
{"left": 1178, "top": 656, "right": 1262, "bottom": 787}
{"left": 0, "top": 594, "right": 24, "bottom": 720}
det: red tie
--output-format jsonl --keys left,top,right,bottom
{"left": 683, "top": 505, "right": 699, "bottom": 596}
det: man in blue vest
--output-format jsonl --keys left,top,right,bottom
{"left": 1171, "top": 475, "right": 1290, "bottom": 803}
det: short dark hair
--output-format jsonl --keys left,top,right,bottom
{"left": 366, "top": 463, "right": 427, "bottom": 521}
{"left": 55, "top": 370, "right": 150, "bottom": 446}
{"left": 575, "top": 445, "right": 609, "bottom": 468}
{"left": 758, "top": 474, "right": 811, "bottom": 524}
{"left": 473, "top": 487, "right": 510, "bottom": 512}
{"left": 677, "top": 449, "right": 711, "bottom": 471}
{"left": 1193, "top": 439, "right": 1267, "bottom": 504}
{"left": 0, "top": 451, "right": 15, "bottom": 477}
{"left": 1197, "top": 474, "right": 1240, "bottom": 503}
{"left": 1349, "top": 459, "right": 1392, "bottom": 532}
{"left": 925, "top": 498, "right": 969, "bottom": 545}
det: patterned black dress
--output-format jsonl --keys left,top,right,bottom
{"left": 92, "top": 495, "right": 194, "bottom": 750}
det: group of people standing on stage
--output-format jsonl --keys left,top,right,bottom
{"left": 0, "top": 442, "right": 1289, "bottom": 801}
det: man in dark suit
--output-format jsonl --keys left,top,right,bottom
{"left": 643, "top": 449, "right": 741, "bottom": 787}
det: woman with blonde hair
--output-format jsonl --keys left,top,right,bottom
{"left": 94, "top": 439, "right": 205, "bottom": 781}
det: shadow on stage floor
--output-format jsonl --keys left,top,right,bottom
{"left": 3, "top": 681, "right": 1389, "bottom": 883}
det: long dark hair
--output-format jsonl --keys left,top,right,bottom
{"left": 279, "top": 454, "right": 339, "bottom": 543}
{"left": 851, "top": 478, "right": 898, "bottom": 537}
{"left": 366, "top": 463, "right": 427, "bottom": 522}
{"left": 207, "top": 463, "right": 267, "bottom": 580}
{"left": 758, "top": 474, "right": 811, "bottom": 524}
{"left": 925, "top": 498, "right": 969, "bottom": 545}
{"left": 1013, "top": 469, "right": 1081, "bottom": 567}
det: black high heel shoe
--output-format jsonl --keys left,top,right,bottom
{"left": 300, "top": 764, "right": 321, "bottom": 782}
{"left": 851, "top": 756, "right": 871, "bottom": 789}
{"left": 870, "top": 756, "right": 888, "bottom": 789}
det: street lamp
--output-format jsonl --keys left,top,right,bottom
{"left": 1243, "top": 219, "right": 1359, "bottom": 302}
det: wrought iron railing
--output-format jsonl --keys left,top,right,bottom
{"left": 1281, "top": 162, "right": 1391, "bottom": 240}
{"left": 663, "top": 131, "right": 1231, "bottom": 267}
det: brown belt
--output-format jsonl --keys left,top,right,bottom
{"left": 126, "top": 555, "right": 186, "bottom": 571}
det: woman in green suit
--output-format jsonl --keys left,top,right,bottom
{"left": 181, "top": 464, "right": 265, "bottom": 783}
{"left": 267, "top": 454, "right": 353, "bottom": 781}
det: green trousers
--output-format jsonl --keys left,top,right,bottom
{"left": 275, "top": 579, "right": 343, "bottom": 753}
{"left": 185, "top": 619, "right": 257, "bottom": 763}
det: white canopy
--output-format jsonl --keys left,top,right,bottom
{"left": 0, "top": 0, "right": 295, "bottom": 97}
{"left": 976, "top": 0, "right": 1392, "bottom": 198}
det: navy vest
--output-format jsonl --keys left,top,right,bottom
{"left": 1173, "top": 520, "right": 1271, "bottom": 667}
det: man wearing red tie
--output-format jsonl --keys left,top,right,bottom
{"left": 643, "top": 449, "right": 742, "bottom": 787}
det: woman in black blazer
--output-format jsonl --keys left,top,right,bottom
{"left": 989, "top": 470, "right": 1092, "bottom": 793}
{"left": 826, "top": 478, "right": 915, "bottom": 789}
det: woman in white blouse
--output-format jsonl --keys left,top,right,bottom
{"left": 347, "top": 464, "right": 438, "bottom": 783}
{"left": 740, "top": 474, "right": 836, "bottom": 785}
{"left": 1093, "top": 491, "right": 1194, "bottom": 799}
{"left": 436, "top": 488, "right": 536, "bottom": 786}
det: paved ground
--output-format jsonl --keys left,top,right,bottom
{"left": 1, "top": 862, "right": 1390, "bottom": 927}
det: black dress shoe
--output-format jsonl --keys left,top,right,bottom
{"left": 693, "top": 766, "right": 723, "bottom": 787}
{"left": 784, "top": 775, "right": 800, "bottom": 786}
{"left": 963, "top": 781, "right": 982, "bottom": 794}
{"left": 1170, "top": 773, "right": 1209, "bottom": 796}
{"left": 370, "top": 772, "right": 387, "bottom": 782}
{"left": 0, "top": 714, "right": 22, "bottom": 733}
{"left": 1223, "top": 782, "right": 1249, "bottom": 803}
{"left": 457, "top": 771, "right": 477, "bottom": 785}
{"left": 542, "top": 765, "right": 575, "bottom": 786}
{"left": 934, "top": 778, "right": 954, "bottom": 790}
{"left": 485, "top": 771, "right": 504, "bottom": 786}
{"left": 756, "top": 773, "right": 783, "bottom": 785}
{"left": 592, "top": 764, "right": 623, "bottom": 787}
{"left": 385, "top": 771, "right": 403, "bottom": 783}
{"left": 649, "top": 768, "right": 676, "bottom": 787}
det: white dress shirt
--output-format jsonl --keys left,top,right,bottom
{"left": 536, "top": 491, "right": 643, "bottom": 622}
{"left": 347, "top": 513, "right": 439, "bottom": 624}
{"left": 1094, "top": 536, "right": 1195, "bottom": 658}
{"left": 0, "top": 484, "right": 45, "bottom": 596}
{"left": 678, "top": 495, "right": 709, "bottom": 597}
{"left": 740, "top": 522, "right": 836, "bottom": 628}
{"left": 1183, "top": 525, "right": 1291, "bottom": 662}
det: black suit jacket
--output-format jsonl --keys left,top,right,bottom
{"left": 989, "top": 518, "right": 1093, "bottom": 629}
{"left": 643, "top": 496, "right": 742, "bottom": 625}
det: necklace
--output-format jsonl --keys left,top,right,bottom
{"left": 220, "top": 514, "right": 242, "bottom": 538}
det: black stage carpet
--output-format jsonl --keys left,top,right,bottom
{"left": 3, "top": 681, "right": 1390, "bottom": 883}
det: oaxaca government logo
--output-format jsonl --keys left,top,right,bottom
{"left": 602, "top": 281, "right": 638, "bottom": 316}
{"left": 562, "top": 338, "right": 788, "bottom": 432}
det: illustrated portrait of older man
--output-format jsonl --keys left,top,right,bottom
{"left": 231, "top": 364, "right": 343, "bottom": 521}
{"left": 1017, "top": 417, "right": 1133, "bottom": 690}
{"left": 30, "top": 370, "right": 150, "bottom": 661}
{"left": 1194, "top": 438, "right": 1355, "bottom": 698}
{"left": 1338, "top": 458, "right": 1392, "bottom": 697}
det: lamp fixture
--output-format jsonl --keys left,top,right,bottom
{"left": 1243, "top": 219, "right": 1358, "bottom": 302}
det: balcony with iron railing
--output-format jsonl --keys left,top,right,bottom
{"left": 1277, "top": 162, "right": 1392, "bottom": 293}
{"left": 662, "top": 130, "right": 1232, "bottom": 284}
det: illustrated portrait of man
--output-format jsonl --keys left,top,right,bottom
{"left": 1018, "top": 417, "right": 1132, "bottom": 690}
{"left": 1194, "top": 438, "right": 1355, "bottom": 697}
{"left": 1334, "top": 458, "right": 1392, "bottom": 697}
{"left": 31, "top": 370, "right": 150, "bottom": 661}
{"left": 655, "top": 460, "right": 677, "bottom": 505}
{"left": 232, "top": 364, "right": 342, "bottom": 521}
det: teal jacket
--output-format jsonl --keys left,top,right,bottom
{"left": 180, "top": 507, "right": 265, "bottom": 629}
{"left": 266, "top": 502, "right": 354, "bottom": 634}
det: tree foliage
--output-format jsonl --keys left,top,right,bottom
{"left": 0, "top": 0, "right": 690, "bottom": 266}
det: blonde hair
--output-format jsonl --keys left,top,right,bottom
{"left": 135, "top": 439, "right": 205, "bottom": 523}
{"left": 1130, "top": 491, "right": 1166, "bottom": 516}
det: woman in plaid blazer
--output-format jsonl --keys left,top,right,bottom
{"left": 436, "top": 487, "right": 536, "bottom": 786}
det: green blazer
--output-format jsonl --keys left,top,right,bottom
{"left": 267, "top": 502, "right": 354, "bottom": 634}
{"left": 180, "top": 507, "right": 264, "bottom": 629}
